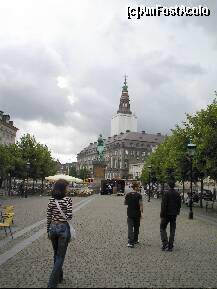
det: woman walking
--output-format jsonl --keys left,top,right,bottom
{"left": 47, "top": 179, "right": 73, "bottom": 288}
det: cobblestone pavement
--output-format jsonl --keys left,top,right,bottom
{"left": 0, "top": 196, "right": 87, "bottom": 240}
{"left": 0, "top": 194, "right": 217, "bottom": 288}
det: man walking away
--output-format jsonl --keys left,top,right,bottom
{"left": 160, "top": 182, "right": 181, "bottom": 252}
{"left": 125, "top": 182, "right": 143, "bottom": 248}
{"left": 19, "top": 181, "right": 24, "bottom": 198}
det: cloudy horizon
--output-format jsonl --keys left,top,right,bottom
{"left": 0, "top": 0, "right": 216, "bottom": 163}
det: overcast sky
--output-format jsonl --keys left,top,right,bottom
{"left": 0, "top": 0, "right": 216, "bottom": 163}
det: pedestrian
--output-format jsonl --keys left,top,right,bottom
{"left": 108, "top": 184, "right": 112, "bottom": 194}
{"left": 124, "top": 182, "right": 143, "bottom": 248}
{"left": 47, "top": 179, "right": 73, "bottom": 288}
{"left": 19, "top": 181, "right": 24, "bottom": 198}
{"left": 160, "top": 181, "right": 181, "bottom": 252}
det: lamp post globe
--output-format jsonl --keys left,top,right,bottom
{"left": 187, "top": 138, "right": 197, "bottom": 220}
{"left": 25, "top": 161, "right": 31, "bottom": 198}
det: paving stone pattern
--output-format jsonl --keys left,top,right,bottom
{"left": 0, "top": 194, "right": 217, "bottom": 288}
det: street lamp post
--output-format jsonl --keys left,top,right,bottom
{"left": 187, "top": 138, "right": 197, "bottom": 220}
{"left": 148, "top": 165, "right": 152, "bottom": 202}
{"left": 25, "top": 161, "right": 31, "bottom": 198}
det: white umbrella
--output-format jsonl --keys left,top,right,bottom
{"left": 74, "top": 178, "right": 83, "bottom": 183}
{"left": 45, "top": 174, "right": 77, "bottom": 182}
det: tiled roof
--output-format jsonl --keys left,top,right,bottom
{"left": 77, "top": 131, "right": 165, "bottom": 155}
{"left": 106, "top": 132, "right": 165, "bottom": 143}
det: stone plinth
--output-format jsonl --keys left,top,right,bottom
{"left": 93, "top": 160, "right": 107, "bottom": 186}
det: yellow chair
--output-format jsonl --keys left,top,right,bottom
{"left": 0, "top": 216, "right": 14, "bottom": 239}
{"left": 2, "top": 206, "right": 14, "bottom": 223}
{"left": 3, "top": 206, "right": 14, "bottom": 213}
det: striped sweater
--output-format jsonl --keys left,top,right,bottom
{"left": 47, "top": 197, "right": 73, "bottom": 232}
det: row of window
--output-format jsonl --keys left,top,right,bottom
{"left": 79, "top": 143, "right": 156, "bottom": 157}
{"left": 79, "top": 153, "right": 148, "bottom": 163}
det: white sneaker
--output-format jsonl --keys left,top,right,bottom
{"left": 127, "top": 243, "right": 134, "bottom": 248}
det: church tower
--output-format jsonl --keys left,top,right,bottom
{"left": 111, "top": 76, "right": 138, "bottom": 136}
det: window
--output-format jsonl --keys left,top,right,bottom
{"left": 125, "top": 150, "right": 128, "bottom": 155}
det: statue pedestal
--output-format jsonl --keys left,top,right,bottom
{"left": 93, "top": 161, "right": 107, "bottom": 190}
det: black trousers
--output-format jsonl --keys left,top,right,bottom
{"left": 127, "top": 217, "right": 140, "bottom": 245}
{"left": 160, "top": 215, "right": 177, "bottom": 247}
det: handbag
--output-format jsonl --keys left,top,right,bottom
{"left": 54, "top": 200, "right": 76, "bottom": 240}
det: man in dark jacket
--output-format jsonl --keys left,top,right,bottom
{"left": 125, "top": 183, "right": 143, "bottom": 248}
{"left": 160, "top": 182, "right": 181, "bottom": 252}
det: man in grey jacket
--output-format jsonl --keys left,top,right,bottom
{"left": 160, "top": 182, "right": 181, "bottom": 252}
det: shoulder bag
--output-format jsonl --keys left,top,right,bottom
{"left": 54, "top": 199, "right": 76, "bottom": 240}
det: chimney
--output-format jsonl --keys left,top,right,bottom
{"left": 0, "top": 111, "right": 3, "bottom": 120}
{"left": 9, "top": 121, "right": 14, "bottom": 126}
{"left": 3, "top": 114, "right": 10, "bottom": 123}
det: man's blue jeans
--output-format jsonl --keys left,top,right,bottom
{"left": 48, "top": 223, "right": 71, "bottom": 288}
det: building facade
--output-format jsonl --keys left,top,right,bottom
{"left": 77, "top": 131, "right": 164, "bottom": 179}
{"left": 0, "top": 111, "right": 18, "bottom": 145}
{"left": 129, "top": 163, "right": 144, "bottom": 179}
{"left": 77, "top": 78, "right": 165, "bottom": 179}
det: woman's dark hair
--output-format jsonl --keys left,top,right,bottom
{"left": 52, "top": 179, "right": 69, "bottom": 200}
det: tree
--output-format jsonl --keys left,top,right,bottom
{"left": 69, "top": 166, "right": 77, "bottom": 177}
{"left": 141, "top": 94, "right": 217, "bottom": 205}
{"left": 78, "top": 167, "right": 90, "bottom": 180}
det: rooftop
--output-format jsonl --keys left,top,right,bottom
{"left": 78, "top": 131, "right": 165, "bottom": 155}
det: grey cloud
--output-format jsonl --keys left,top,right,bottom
{"left": 0, "top": 44, "right": 73, "bottom": 124}
{"left": 0, "top": 0, "right": 217, "bottom": 162}
{"left": 133, "top": 0, "right": 217, "bottom": 39}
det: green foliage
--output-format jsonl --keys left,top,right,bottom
{"left": 69, "top": 166, "right": 77, "bottom": 177}
{"left": 0, "top": 133, "right": 57, "bottom": 184}
{"left": 141, "top": 95, "right": 217, "bottom": 186}
{"left": 77, "top": 167, "right": 90, "bottom": 180}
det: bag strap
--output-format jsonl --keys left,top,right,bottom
{"left": 55, "top": 200, "right": 67, "bottom": 220}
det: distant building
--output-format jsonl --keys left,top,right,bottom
{"left": 77, "top": 78, "right": 165, "bottom": 179}
{"left": 57, "top": 162, "right": 77, "bottom": 175}
{"left": 77, "top": 131, "right": 164, "bottom": 179}
{"left": 129, "top": 163, "right": 145, "bottom": 179}
{"left": 0, "top": 111, "right": 18, "bottom": 145}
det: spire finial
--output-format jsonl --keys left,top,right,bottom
{"left": 124, "top": 74, "right": 128, "bottom": 86}
{"left": 122, "top": 74, "right": 128, "bottom": 91}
